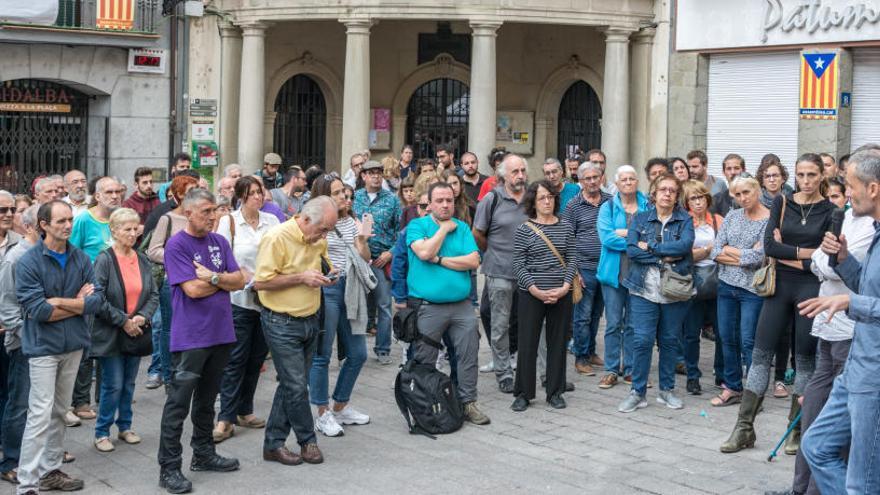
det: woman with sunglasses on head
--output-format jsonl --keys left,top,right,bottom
{"left": 721, "top": 153, "right": 834, "bottom": 455}
{"left": 307, "top": 174, "right": 374, "bottom": 437}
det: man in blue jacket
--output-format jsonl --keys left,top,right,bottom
{"left": 14, "top": 200, "right": 103, "bottom": 494}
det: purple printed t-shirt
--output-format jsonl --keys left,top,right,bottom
{"left": 164, "top": 230, "right": 239, "bottom": 352}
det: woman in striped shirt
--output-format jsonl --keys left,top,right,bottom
{"left": 511, "top": 180, "right": 576, "bottom": 412}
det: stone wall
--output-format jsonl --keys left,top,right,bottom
{"left": 665, "top": 50, "right": 707, "bottom": 156}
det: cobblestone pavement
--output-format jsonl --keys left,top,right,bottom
{"left": 24, "top": 327, "right": 796, "bottom": 495}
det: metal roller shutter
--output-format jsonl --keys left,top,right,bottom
{"left": 851, "top": 48, "right": 880, "bottom": 151}
{"left": 707, "top": 52, "right": 800, "bottom": 183}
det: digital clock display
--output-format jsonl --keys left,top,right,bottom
{"left": 134, "top": 55, "right": 162, "bottom": 67}
{"left": 128, "top": 49, "right": 166, "bottom": 74}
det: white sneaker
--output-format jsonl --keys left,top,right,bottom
{"left": 64, "top": 410, "right": 81, "bottom": 427}
{"left": 479, "top": 361, "right": 494, "bottom": 373}
{"left": 315, "top": 410, "right": 344, "bottom": 437}
{"left": 334, "top": 406, "right": 370, "bottom": 425}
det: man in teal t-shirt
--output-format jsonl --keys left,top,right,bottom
{"left": 405, "top": 182, "right": 489, "bottom": 426}
{"left": 70, "top": 176, "right": 123, "bottom": 262}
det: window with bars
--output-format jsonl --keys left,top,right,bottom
{"left": 405, "top": 78, "right": 469, "bottom": 162}
{"left": 273, "top": 75, "right": 327, "bottom": 168}
{"left": 557, "top": 81, "right": 602, "bottom": 161}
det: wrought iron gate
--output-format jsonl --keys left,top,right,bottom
{"left": 0, "top": 80, "right": 90, "bottom": 193}
{"left": 406, "top": 78, "right": 469, "bottom": 161}
{"left": 273, "top": 75, "right": 327, "bottom": 167}
{"left": 557, "top": 80, "right": 602, "bottom": 161}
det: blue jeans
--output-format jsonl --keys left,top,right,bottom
{"left": 681, "top": 298, "right": 717, "bottom": 381}
{"left": 309, "top": 278, "right": 367, "bottom": 406}
{"left": 261, "top": 309, "right": 321, "bottom": 449}
{"left": 154, "top": 279, "right": 173, "bottom": 382}
{"left": 0, "top": 349, "right": 28, "bottom": 472}
{"left": 601, "top": 283, "right": 634, "bottom": 376}
{"left": 370, "top": 265, "right": 392, "bottom": 356}
{"left": 716, "top": 281, "right": 763, "bottom": 391}
{"left": 629, "top": 294, "right": 689, "bottom": 396}
{"left": 802, "top": 375, "right": 880, "bottom": 495}
{"left": 147, "top": 304, "right": 162, "bottom": 377}
{"left": 572, "top": 268, "right": 603, "bottom": 359}
{"left": 218, "top": 305, "right": 269, "bottom": 423}
{"left": 95, "top": 355, "right": 140, "bottom": 438}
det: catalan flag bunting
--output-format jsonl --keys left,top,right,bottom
{"left": 799, "top": 52, "right": 838, "bottom": 120}
{"left": 97, "top": 0, "right": 134, "bottom": 30}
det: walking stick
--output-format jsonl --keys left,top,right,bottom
{"left": 767, "top": 410, "right": 802, "bottom": 462}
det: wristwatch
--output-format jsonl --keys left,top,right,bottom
{"left": 436, "top": 256, "right": 444, "bottom": 265}
{"left": 210, "top": 272, "right": 220, "bottom": 286}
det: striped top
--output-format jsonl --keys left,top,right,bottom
{"left": 513, "top": 220, "right": 577, "bottom": 291}
{"left": 562, "top": 190, "right": 612, "bottom": 270}
{"left": 327, "top": 216, "right": 358, "bottom": 277}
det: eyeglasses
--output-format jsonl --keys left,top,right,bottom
{"left": 0, "top": 206, "right": 16, "bottom": 215}
{"left": 763, "top": 173, "right": 781, "bottom": 180}
{"left": 688, "top": 195, "right": 707, "bottom": 203}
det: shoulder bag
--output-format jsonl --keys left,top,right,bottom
{"left": 655, "top": 220, "right": 694, "bottom": 302}
{"left": 524, "top": 222, "right": 582, "bottom": 304}
{"left": 694, "top": 214, "right": 719, "bottom": 300}
{"left": 107, "top": 250, "right": 153, "bottom": 357}
{"left": 752, "top": 195, "right": 786, "bottom": 297}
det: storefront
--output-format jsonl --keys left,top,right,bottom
{"left": 675, "top": 0, "right": 880, "bottom": 179}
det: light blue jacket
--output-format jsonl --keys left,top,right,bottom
{"left": 597, "top": 191, "right": 649, "bottom": 288}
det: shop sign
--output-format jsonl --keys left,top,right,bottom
{"left": 0, "top": 84, "right": 73, "bottom": 113}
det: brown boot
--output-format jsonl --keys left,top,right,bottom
{"left": 720, "top": 390, "right": 763, "bottom": 453}
{"left": 301, "top": 443, "right": 324, "bottom": 464}
{"left": 784, "top": 394, "right": 802, "bottom": 455}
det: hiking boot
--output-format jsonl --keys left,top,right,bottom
{"left": 159, "top": 468, "right": 191, "bottom": 494}
{"left": 574, "top": 358, "right": 595, "bottom": 376}
{"left": 657, "top": 390, "right": 684, "bottom": 409}
{"left": 548, "top": 394, "right": 567, "bottom": 409}
{"left": 190, "top": 453, "right": 239, "bottom": 472}
{"left": 598, "top": 373, "right": 618, "bottom": 389}
{"left": 686, "top": 379, "right": 702, "bottom": 395}
{"left": 721, "top": 390, "right": 763, "bottom": 453}
{"left": 784, "top": 394, "right": 802, "bottom": 455}
{"left": 511, "top": 396, "right": 529, "bottom": 412}
{"left": 618, "top": 391, "right": 647, "bottom": 413}
{"left": 301, "top": 443, "right": 324, "bottom": 464}
{"left": 315, "top": 410, "right": 344, "bottom": 437}
{"left": 463, "top": 401, "right": 491, "bottom": 425}
{"left": 39, "top": 470, "right": 84, "bottom": 491}
{"left": 498, "top": 377, "right": 514, "bottom": 394}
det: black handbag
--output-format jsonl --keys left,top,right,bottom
{"left": 107, "top": 249, "right": 154, "bottom": 357}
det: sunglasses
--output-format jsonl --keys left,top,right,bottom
{"left": 417, "top": 203, "right": 429, "bottom": 209}
{"left": 0, "top": 206, "right": 17, "bottom": 215}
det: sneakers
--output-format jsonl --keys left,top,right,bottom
{"left": 463, "top": 401, "right": 491, "bottom": 425}
{"left": 190, "top": 453, "right": 240, "bottom": 472}
{"left": 686, "top": 379, "right": 702, "bottom": 395}
{"left": 64, "top": 411, "right": 81, "bottom": 427}
{"left": 598, "top": 373, "right": 618, "bottom": 389}
{"left": 315, "top": 410, "right": 344, "bottom": 437}
{"left": 145, "top": 374, "right": 163, "bottom": 390}
{"left": 94, "top": 437, "right": 115, "bottom": 452}
{"left": 510, "top": 396, "right": 529, "bottom": 412}
{"left": 39, "top": 470, "right": 84, "bottom": 492}
{"left": 657, "top": 390, "right": 684, "bottom": 409}
{"left": 479, "top": 361, "right": 494, "bottom": 373}
{"left": 377, "top": 354, "right": 393, "bottom": 365}
{"left": 498, "top": 377, "right": 514, "bottom": 394}
{"left": 159, "top": 468, "right": 192, "bottom": 494}
{"left": 618, "top": 391, "right": 648, "bottom": 413}
{"left": 333, "top": 406, "right": 370, "bottom": 425}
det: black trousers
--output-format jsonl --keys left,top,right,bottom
{"left": 479, "top": 284, "right": 519, "bottom": 354}
{"left": 754, "top": 271, "right": 820, "bottom": 358}
{"left": 513, "top": 289, "right": 572, "bottom": 401}
{"left": 158, "top": 343, "right": 232, "bottom": 470}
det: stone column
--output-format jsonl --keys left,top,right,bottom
{"left": 602, "top": 27, "right": 634, "bottom": 173}
{"left": 340, "top": 19, "right": 372, "bottom": 175}
{"left": 468, "top": 21, "right": 501, "bottom": 175}
{"left": 219, "top": 22, "right": 242, "bottom": 167}
{"left": 630, "top": 28, "right": 654, "bottom": 174}
{"left": 237, "top": 21, "right": 269, "bottom": 174}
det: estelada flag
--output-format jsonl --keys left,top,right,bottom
{"left": 97, "top": 0, "right": 134, "bottom": 30}
{"left": 800, "top": 53, "right": 838, "bottom": 120}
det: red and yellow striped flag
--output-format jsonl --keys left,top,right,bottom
{"left": 97, "top": 0, "right": 134, "bottom": 31}
{"left": 800, "top": 53, "right": 838, "bottom": 120}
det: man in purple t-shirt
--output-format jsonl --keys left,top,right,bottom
{"left": 157, "top": 188, "right": 247, "bottom": 494}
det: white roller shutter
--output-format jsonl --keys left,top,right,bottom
{"left": 707, "top": 52, "right": 800, "bottom": 183}
{"left": 851, "top": 49, "right": 880, "bottom": 151}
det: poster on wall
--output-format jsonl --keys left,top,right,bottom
{"left": 191, "top": 140, "right": 219, "bottom": 168}
{"left": 799, "top": 52, "right": 839, "bottom": 120}
{"left": 369, "top": 108, "right": 391, "bottom": 150}
{"left": 97, "top": 0, "right": 134, "bottom": 30}
{"left": 495, "top": 111, "right": 534, "bottom": 154}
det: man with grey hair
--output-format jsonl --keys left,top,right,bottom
{"left": 62, "top": 170, "right": 89, "bottom": 217}
{"left": 473, "top": 154, "right": 528, "bottom": 393}
{"left": 33, "top": 177, "right": 61, "bottom": 205}
{"left": 586, "top": 149, "right": 617, "bottom": 195}
{"left": 799, "top": 145, "right": 880, "bottom": 495}
{"left": 543, "top": 157, "right": 581, "bottom": 211}
{"left": 158, "top": 188, "right": 247, "bottom": 493}
{"left": 217, "top": 176, "right": 236, "bottom": 201}
{"left": 343, "top": 152, "right": 367, "bottom": 188}
{"left": 254, "top": 195, "right": 339, "bottom": 466}
{"left": 562, "top": 163, "right": 612, "bottom": 376}
{"left": 224, "top": 163, "right": 243, "bottom": 180}
{"left": 0, "top": 204, "right": 37, "bottom": 483}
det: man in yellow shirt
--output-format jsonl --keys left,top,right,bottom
{"left": 253, "top": 196, "right": 338, "bottom": 467}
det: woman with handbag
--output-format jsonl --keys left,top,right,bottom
{"left": 510, "top": 181, "right": 576, "bottom": 412}
{"left": 721, "top": 153, "right": 834, "bottom": 454}
{"left": 307, "top": 174, "right": 375, "bottom": 437}
{"left": 679, "top": 180, "right": 724, "bottom": 396}
{"left": 618, "top": 173, "right": 695, "bottom": 414}
{"left": 709, "top": 175, "right": 769, "bottom": 407}
{"left": 92, "top": 208, "right": 159, "bottom": 452}
{"left": 212, "top": 176, "right": 280, "bottom": 442}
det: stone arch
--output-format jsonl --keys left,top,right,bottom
{"left": 265, "top": 52, "right": 344, "bottom": 168}
{"left": 534, "top": 56, "right": 604, "bottom": 160}
{"left": 390, "top": 54, "right": 471, "bottom": 157}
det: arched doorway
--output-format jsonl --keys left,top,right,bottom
{"left": 406, "top": 78, "right": 469, "bottom": 161}
{"left": 556, "top": 80, "right": 602, "bottom": 160}
{"left": 273, "top": 74, "right": 326, "bottom": 167}
{"left": 0, "top": 79, "right": 90, "bottom": 193}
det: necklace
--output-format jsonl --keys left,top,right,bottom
{"left": 799, "top": 199, "right": 818, "bottom": 225}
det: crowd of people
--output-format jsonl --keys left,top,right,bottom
{"left": 0, "top": 142, "right": 878, "bottom": 495}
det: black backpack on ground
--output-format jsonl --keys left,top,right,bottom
{"left": 394, "top": 360, "right": 464, "bottom": 439}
